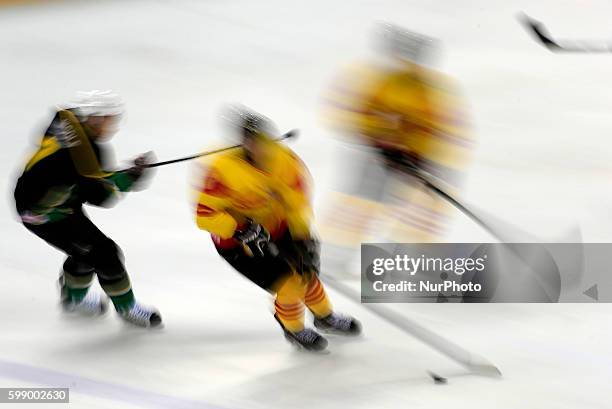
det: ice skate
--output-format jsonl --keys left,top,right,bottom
{"left": 61, "top": 288, "right": 109, "bottom": 316}
{"left": 275, "top": 314, "right": 328, "bottom": 352}
{"left": 118, "top": 302, "right": 162, "bottom": 328}
{"left": 314, "top": 312, "right": 362, "bottom": 336}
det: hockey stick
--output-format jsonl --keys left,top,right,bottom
{"left": 321, "top": 275, "right": 502, "bottom": 376}
{"left": 401, "top": 164, "right": 581, "bottom": 302}
{"left": 398, "top": 161, "right": 584, "bottom": 247}
{"left": 408, "top": 167, "right": 509, "bottom": 242}
{"left": 321, "top": 162, "right": 583, "bottom": 374}
{"left": 268, "top": 241, "right": 499, "bottom": 374}
{"left": 144, "top": 129, "right": 299, "bottom": 168}
{"left": 395, "top": 161, "right": 516, "bottom": 242}
{"left": 316, "top": 167, "right": 510, "bottom": 375}
{"left": 518, "top": 13, "right": 612, "bottom": 53}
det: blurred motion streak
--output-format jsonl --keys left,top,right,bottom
{"left": 319, "top": 23, "right": 475, "bottom": 272}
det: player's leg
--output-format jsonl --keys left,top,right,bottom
{"left": 275, "top": 231, "right": 362, "bottom": 340}
{"left": 71, "top": 211, "right": 161, "bottom": 327}
{"left": 274, "top": 231, "right": 362, "bottom": 337}
{"left": 60, "top": 258, "right": 95, "bottom": 303}
{"left": 23, "top": 216, "right": 108, "bottom": 315}
{"left": 302, "top": 275, "right": 362, "bottom": 336}
{"left": 272, "top": 272, "right": 328, "bottom": 351}
{"left": 303, "top": 275, "right": 332, "bottom": 319}
{"left": 273, "top": 273, "right": 307, "bottom": 332}
{"left": 318, "top": 147, "right": 388, "bottom": 275}
{"left": 60, "top": 256, "right": 109, "bottom": 315}
{"left": 383, "top": 168, "right": 454, "bottom": 243}
{"left": 217, "top": 245, "right": 328, "bottom": 351}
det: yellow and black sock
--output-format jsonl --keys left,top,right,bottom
{"left": 273, "top": 274, "right": 334, "bottom": 332}
{"left": 304, "top": 276, "right": 332, "bottom": 319}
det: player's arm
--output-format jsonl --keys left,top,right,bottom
{"left": 277, "top": 154, "right": 321, "bottom": 274}
{"left": 78, "top": 160, "right": 150, "bottom": 207}
{"left": 194, "top": 167, "right": 237, "bottom": 239}
{"left": 80, "top": 167, "right": 146, "bottom": 207}
{"left": 56, "top": 110, "right": 111, "bottom": 179}
{"left": 57, "top": 110, "right": 151, "bottom": 206}
{"left": 95, "top": 151, "right": 155, "bottom": 196}
{"left": 278, "top": 155, "right": 314, "bottom": 240}
{"left": 55, "top": 110, "right": 125, "bottom": 205}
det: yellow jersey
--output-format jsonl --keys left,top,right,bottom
{"left": 322, "top": 62, "right": 473, "bottom": 173}
{"left": 195, "top": 141, "right": 313, "bottom": 248}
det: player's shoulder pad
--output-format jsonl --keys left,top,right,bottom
{"left": 202, "top": 148, "right": 246, "bottom": 184}
{"left": 272, "top": 143, "right": 312, "bottom": 192}
{"left": 53, "top": 109, "right": 86, "bottom": 148}
{"left": 275, "top": 143, "right": 307, "bottom": 170}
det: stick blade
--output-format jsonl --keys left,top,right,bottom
{"left": 468, "top": 362, "right": 503, "bottom": 377}
{"left": 284, "top": 129, "right": 300, "bottom": 140}
{"left": 461, "top": 351, "right": 503, "bottom": 377}
{"left": 517, "top": 12, "right": 562, "bottom": 51}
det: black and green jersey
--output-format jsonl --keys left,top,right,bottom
{"left": 14, "top": 109, "right": 138, "bottom": 224}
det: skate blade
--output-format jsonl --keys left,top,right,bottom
{"left": 119, "top": 320, "right": 165, "bottom": 330}
{"left": 291, "top": 343, "right": 331, "bottom": 355}
{"left": 284, "top": 335, "right": 330, "bottom": 354}
{"left": 315, "top": 327, "right": 362, "bottom": 337}
{"left": 60, "top": 302, "right": 109, "bottom": 318}
{"left": 118, "top": 315, "right": 165, "bottom": 330}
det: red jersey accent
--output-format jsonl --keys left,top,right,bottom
{"left": 196, "top": 203, "right": 214, "bottom": 216}
{"left": 203, "top": 170, "right": 231, "bottom": 197}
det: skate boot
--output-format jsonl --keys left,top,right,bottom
{"left": 118, "top": 302, "right": 162, "bottom": 328}
{"left": 274, "top": 314, "right": 328, "bottom": 352}
{"left": 61, "top": 288, "right": 109, "bottom": 316}
{"left": 314, "top": 312, "right": 362, "bottom": 336}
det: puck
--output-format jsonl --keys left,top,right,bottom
{"left": 427, "top": 371, "right": 447, "bottom": 384}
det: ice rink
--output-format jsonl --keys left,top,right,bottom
{"left": 1, "top": 0, "right": 612, "bottom": 408}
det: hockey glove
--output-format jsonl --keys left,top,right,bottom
{"left": 233, "top": 221, "right": 271, "bottom": 257}
{"left": 127, "top": 151, "right": 155, "bottom": 179}
{"left": 379, "top": 148, "right": 420, "bottom": 174}
{"left": 122, "top": 151, "right": 156, "bottom": 192}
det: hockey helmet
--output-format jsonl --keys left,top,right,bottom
{"left": 226, "top": 104, "right": 279, "bottom": 141}
{"left": 375, "top": 23, "right": 439, "bottom": 64}
{"left": 66, "top": 90, "right": 124, "bottom": 118}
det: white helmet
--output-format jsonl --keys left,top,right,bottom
{"left": 67, "top": 90, "right": 124, "bottom": 117}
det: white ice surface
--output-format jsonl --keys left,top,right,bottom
{"left": 1, "top": 1, "right": 612, "bottom": 408}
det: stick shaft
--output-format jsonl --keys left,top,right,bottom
{"left": 519, "top": 13, "right": 612, "bottom": 53}
{"left": 420, "top": 176, "right": 503, "bottom": 240}
{"left": 145, "top": 130, "right": 296, "bottom": 168}
{"left": 322, "top": 276, "right": 500, "bottom": 375}
{"left": 402, "top": 166, "right": 507, "bottom": 241}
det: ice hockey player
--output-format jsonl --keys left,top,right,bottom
{"left": 194, "top": 106, "right": 361, "bottom": 351}
{"left": 13, "top": 90, "right": 162, "bottom": 328}
{"left": 320, "top": 24, "right": 474, "bottom": 255}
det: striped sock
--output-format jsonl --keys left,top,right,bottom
{"left": 61, "top": 271, "right": 94, "bottom": 303}
{"left": 274, "top": 301, "right": 305, "bottom": 333}
{"left": 100, "top": 276, "right": 135, "bottom": 312}
{"left": 109, "top": 290, "right": 135, "bottom": 313}
{"left": 63, "top": 286, "right": 89, "bottom": 303}
{"left": 304, "top": 277, "right": 332, "bottom": 319}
